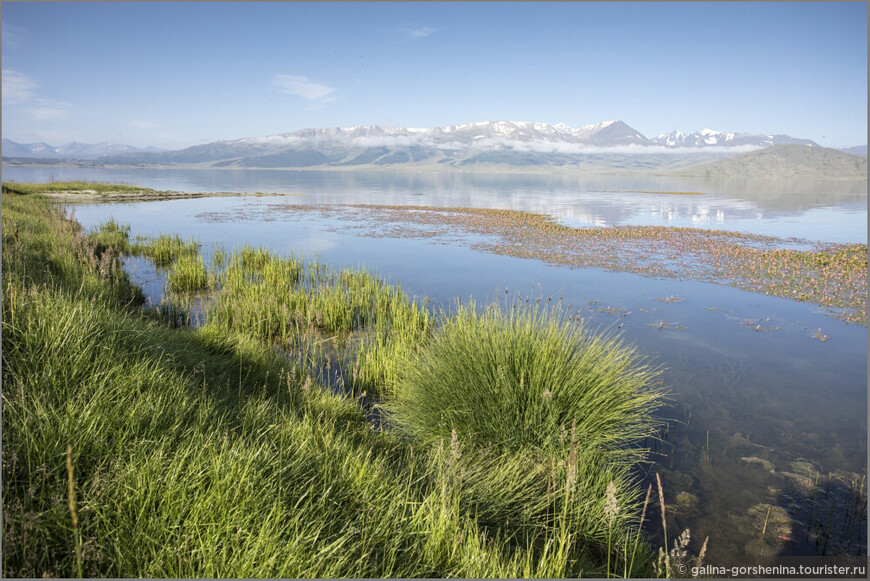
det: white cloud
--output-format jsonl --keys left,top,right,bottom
{"left": 2, "top": 22, "right": 27, "bottom": 47}
{"left": 467, "top": 138, "right": 765, "bottom": 155}
{"left": 407, "top": 26, "right": 437, "bottom": 38}
{"left": 273, "top": 74, "right": 335, "bottom": 102}
{"left": 131, "top": 120, "right": 158, "bottom": 129}
{"left": 350, "top": 134, "right": 427, "bottom": 148}
{"left": 27, "top": 99, "right": 71, "bottom": 121}
{"left": 3, "top": 70, "right": 75, "bottom": 123}
{"left": 241, "top": 134, "right": 303, "bottom": 145}
{"left": 2, "top": 69, "right": 37, "bottom": 105}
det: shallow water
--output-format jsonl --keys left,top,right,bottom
{"left": 10, "top": 167, "right": 867, "bottom": 563}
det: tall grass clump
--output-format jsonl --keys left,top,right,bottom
{"left": 132, "top": 233, "right": 198, "bottom": 267}
{"left": 204, "top": 247, "right": 431, "bottom": 396}
{"left": 386, "top": 300, "right": 665, "bottom": 461}
{"left": 166, "top": 252, "right": 211, "bottom": 293}
{"left": 352, "top": 293, "right": 432, "bottom": 396}
{"left": 383, "top": 300, "right": 666, "bottom": 576}
{"left": 87, "top": 219, "right": 132, "bottom": 255}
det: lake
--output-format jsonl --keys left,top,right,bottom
{"left": 5, "top": 165, "right": 867, "bottom": 563}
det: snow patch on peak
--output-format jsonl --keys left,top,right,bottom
{"left": 446, "top": 121, "right": 490, "bottom": 132}
{"left": 492, "top": 121, "right": 520, "bottom": 136}
{"left": 580, "top": 120, "right": 617, "bottom": 131}
{"left": 653, "top": 130, "right": 689, "bottom": 147}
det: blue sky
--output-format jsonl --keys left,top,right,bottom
{"left": 2, "top": 2, "right": 867, "bottom": 149}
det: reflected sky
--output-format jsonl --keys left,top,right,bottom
{"left": 4, "top": 166, "right": 866, "bottom": 243}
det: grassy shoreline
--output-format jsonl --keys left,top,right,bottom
{"left": 2, "top": 181, "right": 291, "bottom": 201}
{"left": 2, "top": 191, "right": 685, "bottom": 577}
{"left": 2, "top": 180, "right": 159, "bottom": 194}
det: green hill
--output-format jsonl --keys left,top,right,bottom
{"left": 673, "top": 144, "right": 868, "bottom": 178}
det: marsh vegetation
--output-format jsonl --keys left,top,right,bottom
{"left": 1, "top": 180, "right": 160, "bottom": 196}
{"left": 2, "top": 190, "right": 687, "bottom": 577}
{"left": 4, "top": 180, "right": 865, "bottom": 574}
{"left": 1, "top": 180, "right": 283, "bottom": 201}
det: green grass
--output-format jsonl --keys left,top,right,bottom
{"left": 3, "top": 192, "right": 666, "bottom": 577}
{"left": 385, "top": 300, "right": 665, "bottom": 460}
{"left": 201, "top": 245, "right": 432, "bottom": 397}
{"left": 2, "top": 180, "right": 157, "bottom": 195}
{"left": 131, "top": 233, "right": 199, "bottom": 268}
{"left": 381, "top": 300, "right": 667, "bottom": 567}
{"left": 87, "top": 218, "right": 132, "bottom": 255}
{"left": 166, "top": 252, "right": 212, "bottom": 293}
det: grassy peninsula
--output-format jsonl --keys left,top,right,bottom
{"left": 2, "top": 190, "right": 687, "bottom": 577}
{"left": 1, "top": 181, "right": 286, "bottom": 201}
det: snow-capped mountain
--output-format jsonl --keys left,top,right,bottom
{"left": 1, "top": 139, "right": 56, "bottom": 157}
{"left": 1, "top": 138, "right": 161, "bottom": 159}
{"left": 223, "top": 121, "right": 812, "bottom": 152}
{"left": 4, "top": 121, "right": 843, "bottom": 173}
{"left": 650, "top": 128, "right": 819, "bottom": 148}
{"left": 76, "top": 120, "right": 661, "bottom": 168}
{"left": 229, "top": 120, "right": 651, "bottom": 148}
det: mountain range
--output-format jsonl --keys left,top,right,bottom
{"left": 2, "top": 121, "right": 865, "bottom": 176}
{"left": 1, "top": 139, "right": 161, "bottom": 159}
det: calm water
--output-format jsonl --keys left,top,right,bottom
{"left": 3, "top": 165, "right": 867, "bottom": 243}
{"left": 6, "top": 166, "right": 867, "bottom": 563}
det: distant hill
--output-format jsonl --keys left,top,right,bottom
{"left": 673, "top": 144, "right": 868, "bottom": 178}
{"left": 840, "top": 145, "right": 867, "bottom": 157}
{"left": 1, "top": 138, "right": 161, "bottom": 159}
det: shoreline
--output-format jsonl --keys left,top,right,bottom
{"left": 39, "top": 190, "right": 300, "bottom": 201}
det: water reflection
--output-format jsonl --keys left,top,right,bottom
{"left": 4, "top": 166, "right": 866, "bottom": 243}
